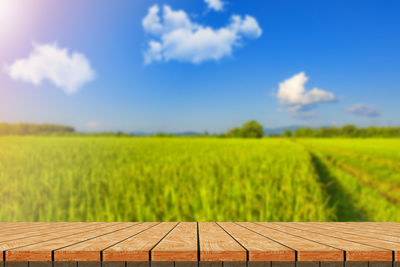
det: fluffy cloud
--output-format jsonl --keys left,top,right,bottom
{"left": 205, "top": 0, "right": 224, "bottom": 11}
{"left": 5, "top": 43, "right": 95, "bottom": 94}
{"left": 142, "top": 5, "right": 262, "bottom": 64}
{"left": 276, "top": 72, "right": 336, "bottom": 117}
{"left": 347, "top": 104, "right": 380, "bottom": 117}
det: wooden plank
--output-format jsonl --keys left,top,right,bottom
{"left": 218, "top": 222, "right": 294, "bottom": 261}
{"left": 0, "top": 223, "right": 52, "bottom": 234}
{"left": 0, "top": 223, "right": 108, "bottom": 261}
{"left": 309, "top": 222, "right": 400, "bottom": 236}
{"left": 198, "top": 222, "right": 246, "bottom": 262}
{"left": 103, "top": 222, "right": 178, "bottom": 261}
{"left": 0, "top": 223, "right": 70, "bottom": 237}
{"left": 1, "top": 222, "right": 400, "bottom": 262}
{"left": 330, "top": 223, "right": 400, "bottom": 235}
{"left": 4, "top": 222, "right": 130, "bottom": 261}
{"left": 328, "top": 222, "right": 400, "bottom": 237}
{"left": 151, "top": 222, "right": 197, "bottom": 261}
{"left": 239, "top": 223, "right": 343, "bottom": 261}
{"left": 294, "top": 223, "right": 400, "bottom": 261}
{"left": 310, "top": 222, "right": 400, "bottom": 241}
{"left": 272, "top": 223, "right": 392, "bottom": 261}
{"left": 0, "top": 223, "right": 95, "bottom": 243}
{"left": 293, "top": 222, "right": 399, "bottom": 261}
{"left": 54, "top": 222, "right": 158, "bottom": 261}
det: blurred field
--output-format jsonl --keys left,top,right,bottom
{"left": 0, "top": 137, "right": 399, "bottom": 221}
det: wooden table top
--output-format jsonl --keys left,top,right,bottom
{"left": 0, "top": 222, "right": 399, "bottom": 262}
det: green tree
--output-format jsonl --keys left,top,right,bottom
{"left": 241, "top": 120, "right": 264, "bottom": 138}
{"left": 226, "top": 127, "right": 242, "bottom": 138}
{"left": 283, "top": 129, "right": 292, "bottom": 137}
{"left": 341, "top": 125, "right": 358, "bottom": 137}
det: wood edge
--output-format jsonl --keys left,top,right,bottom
{"left": 5, "top": 251, "right": 52, "bottom": 261}
{"left": 200, "top": 251, "right": 247, "bottom": 261}
{"left": 249, "top": 251, "right": 295, "bottom": 261}
{"left": 346, "top": 251, "right": 392, "bottom": 261}
{"left": 297, "top": 251, "right": 344, "bottom": 261}
{"left": 102, "top": 251, "right": 149, "bottom": 262}
{"left": 54, "top": 251, "right": 100, "bottom": 262}
{"left": 151, "top": 250, "right": 197, "bottom": 261}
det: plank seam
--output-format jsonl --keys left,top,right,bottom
{"left": 100, "top": 222, "right": 162, "bottom": 259}
{"left": 3, "top": 222, "right": 128, "bottom": 255}
{"left": 285, "top": 223, "right": 394, "bottom": 257}
{"left": 301, "top": 223, "right": 400, "bottom": 245}
{"left": 50, "top": 222, "right": 140, "bottom": 254}
{"left": 149, "top": 222, "right": 180, "bottom": 261}
{"left": 234, "top": 222, "right": 296, "bottom": 252}
{"left": 0, "top": 223, "right": 105, "bottom": 245}
{"left": 216, "top": 222, "right": 249, "bottom": 261}
{"left": 265, "top": 223, "right": 347, "bottom": 252}
{"left": 197, "top": 222, "right": 200, "bottom": 262}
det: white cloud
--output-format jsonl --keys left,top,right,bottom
{"left": 142, "top": 5, "right": 262, "bottom": 64}
{"left": 347, "top": 104, "right": 380, "bottom": 117}
{"left": 276, "top": 72, "right": 336, "bottom": 117}
{"left": 5, "top": 43, "right": 95, "bottom": 94}
{"left": 205, "top": 0, "right": 224, "bottom": 11}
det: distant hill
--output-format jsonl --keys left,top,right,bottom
{"left": 264, "top": 125, "right": 306, "bottom": 136}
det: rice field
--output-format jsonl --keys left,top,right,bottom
{"left": 0, "top": 136, "right": 399, "bottom": 222}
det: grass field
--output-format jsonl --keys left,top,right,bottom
{"left": 0, "top": 136, "right": 399, "bottom": 222}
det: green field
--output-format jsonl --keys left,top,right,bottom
{"left": 0, "top": 137, "right": 399, "bottom": 222}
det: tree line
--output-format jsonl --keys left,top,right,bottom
{"left": 283, "top": 125, "right": 400, "bottom": 138}
{"left": 1, "top": 122, "right": 399, "bottom": 138}
{"left": 0, "top": 123, "right": 75, "bottom": 136}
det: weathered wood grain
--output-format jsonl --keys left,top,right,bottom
{"left": 292, "top": 222, "right": 395, "bottom": 261}
{"left": 55, "top": 222, "right": 158, "bottom": 261}
{"left": 305, "top": 222, "right": 400, "bottom": 260}
{"left": 102, "top": 222, "right": 178, "bottom": 261}
{"left": 0, "top": 223, "right": 115, "bottom": 261}
{"left": 151, "top": 222, "right": 198, "bottom": 261}
{"left": 218, "top": 222, "right": 294, "bottom": 261}
{"left": 0, "top": 223, "right": 97, "bottom": 243}
{"left": 270, "top": 223, "right": 391, "bottom": 262}
{"left": 198, "top": 222, "right": 246, "bottom": 261}
{"left": 0, "top": 222, "right": 399, "bottom": 263}
{"left": 5, "top": 223, "right": 133, "bottom": 261}
{"left": 239, "top": 223, "right": 343, "bottom": 261}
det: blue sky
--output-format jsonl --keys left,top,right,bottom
{"left": 0, "top": 0, "right": 399, "bottom": 132}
